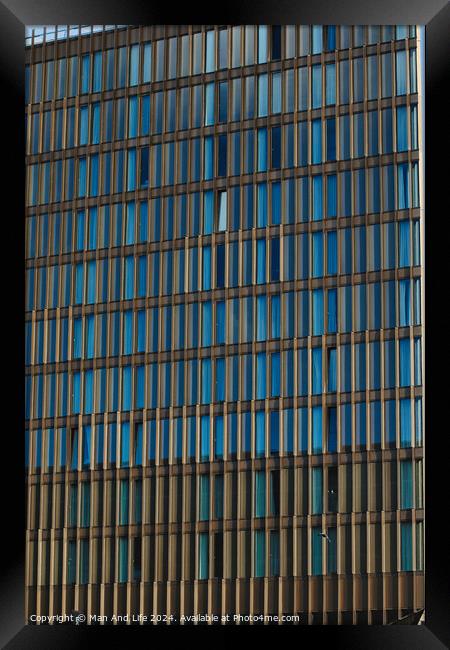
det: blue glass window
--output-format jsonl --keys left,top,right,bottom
{"left": 328, "top": 407, "right": 337, "bottom": 452}
{"left": 214, "top": 416, "right": 225, "bottom": 460}
{"left": 400, "top": 460, "right": 413, "bottom": 509}
{"left": 205, "top": 82, "right": 215, "bottom": 126}
{"left": 396, "top": 106, "right": 408, "bottom": 152}
{"left": 325, "top": 119, "right": 336, "bottom": 162}
{"left": 199, "top": 474, "right": 210, "bottom": 521}
{"left": 397, "top": 163, "right": 410, "bottom": 210}
{"left": 312, "top": 231, "right": 324, "bottom": 277}
{"left": 271, "top": 72, "right": 282, "bottom": 113}
{"left": 257, "top": 128, "right": 268, "bottom": 172}
{"left": 218, "top": 134, "right": 227, "bottom": 177}
{"left": 312, "top": 348, "right": 323, "bottom": 395}
{"left": 202, "top": 245, "right": 211, "bottom": 290}
{"left": 312, "top": 289, "right": 324, "bottom": 335}
{"left": 312, "top": 405, "right": 323, "bottom": 453}
{"left": 258, "top": 74, "right": 268, "bottom": 116}
{"left": 399, "top": 279, "right": 411, "bottom": 326}
{"left": 270, "top": 411, "right": 280, "bottom": 455}
{"left": 328, "top": 348, "right": 337, "bottom": 393}
{"left": 254, "top": 530, "right": 266, "bottom": 578}
{"left": 311, "top": 175, "right": 323, "bottom": 221}
{"left": 219, "top": 81, "right": 228, "bottom": 123}
{"left": 201, "top": 416, "right": 210, "bottom": 461}
{"left": 400, "top": 399, "right": 412, "bottom": 447}
{"left": 327, "top": 289, "right": 337, "bottom": 334}
{"left": 312, "top": 119, "right": 322, "bottom": 164}
{"left": 205, "top": 30, "right": 216, "bottom": 72}
{"left": 396, "top": 50, "right": 407, "bottom": 95}
{"left": 355, "top": 402, "right": 366, "bottom": 449}
{"left": 325, "top": 63, "right": 336, "bottom": 105}
{"left": 255, "top": 470, "right": 266, "bottom": 517}
{"left": 312, "top": 527, "right": 323, "bottom": 575}
{"left": 353, "top": 58, "right": 364, "bottom": 102}
{"left": 312, "top": 467, "right": 323, "bottom": 514}
{"left": 326, "top": 175, "right": 337, "bottom": 218}
{"left": 368, "top": 110, "right": 379, "bottom": 155}
{"left": 255, "top": 411, "right": 265, "bottom": 458}
{"left": 312, "top": 65, "right": 322, "bottom": 108}
{"left": 271, "top": 126, "right": 281, "bottom": 169}
{"left": 204, "top": 136, "right": 214, "bottom": 180}
{"left": 400, "top": 522, "right": 413, "bottom": 571}
{"left": 370, "top": 401, "right": 381, "bottom": 448}
{"left": 198, "top": 533, "right": 209, "bottom": 580}
{"left": 327, "top": 231, "right": 337, "bottom": 275}
{"left": 340, "top": 402, "right": 352, "bottom": 450}
{"left": 312, "top": 26, "right": 323, "bottom": 54}
{"left": 257, "top": 183, "right": 267, "bottom": 227}
{"left": 79, "top": 106, "right": 89, "bottom": 145}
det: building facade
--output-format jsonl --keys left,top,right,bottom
{"left": 25, "top": 24, "right": 424, "bottom": 625}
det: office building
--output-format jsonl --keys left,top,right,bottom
{"left": 25, "top": 24, "right": 424, "bottom": 624}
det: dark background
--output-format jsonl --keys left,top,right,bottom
{"left": 0, "top": 1, "right": 448, "bottom": 647}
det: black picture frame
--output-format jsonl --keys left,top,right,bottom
{"left": 1, "top": 1, "right": 448, "bottom": 647}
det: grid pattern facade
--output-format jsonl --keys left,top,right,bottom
{"left": 25, "top": 24, "right": 424, "bottom": 625}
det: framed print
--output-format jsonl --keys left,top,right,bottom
{"left": 0, "top": 1, "right": 448, "bottom": 648}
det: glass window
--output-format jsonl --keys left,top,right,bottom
{"left": 285, "top": 25, "right": 296, "bottom": 58}
{"left": 325, "top": 63, "right": 336, "bottom": 106}
{"left": 312, "top": 527, "right": 323, "bottom": 575}
{"left": 218, "top": 134, "right": 227, "bottom": 177}
{"left": 271, "top": 126, "right": 281, "bottom": 169}
{"left": 312, "top": 25, "right": 323, "bottom": 54}
{"left": 381, "top": 53, "right": 392, "bottom": 97}
{"left": 218, "top": 29, "right": 228, "bottom": 69}
{"left": 231, "top": 26, "right": 241, "bottom": 68}
{"left": 396, "top": 50, "right": 407, "bottom": 95}
{"left": 312, "top": 405, "right": 323, "bottom": 453}
{"left": 298, "top": 67, "right": 308, "bottom": 111}
{"left": 312, "top": 288, "right": 324, "bottom": 335}
{"left": 326, "top": 408, "right": 337, "bottom": 454}
{"left": 368, "top": 110, "right": 379, "bottom": 155}
{"left": 198, "top": 533, "right": 209, "bottom": 580}
{"left": 353, "top": 113, "right": 364, "bottom": 158}
{"left": 400, "top": 398, "right": 412, "bottom": 447}
{"left": 311, "top": 467, "right": 323, "bottom": 514}
{"left": 218, "top": 81, "right": 228, "bottom": 123}
{"left": 244, "top": 26, "right": 255, "bottom": 66}
{"left": 400, "top": 460, "right": 413, "bottom": 509}
{"left": 311, "top": 119, "right": 322, "bottom": 164}
{"left": 340, "top": 114, "right": 350, "bottom": 160}
{"left": 254, "top": 530, "right": 265, "bottom": 577}
{"left": 367, "top": 55, "right": 378, "bottom": 100}
{"left": 400, "top": 522, "right": 413, "bottom": 571}
{"left": 353, "top": 58, "right": 364, "bottom": 102}
{"left": 128, "top": 44, "right": 139, "bottom": 86}
{"left": 206, "top": 30, "right": 216, "bottom": 73}
{"left": 270, "top": 25, "right": 281, "bottom": 60}
{"left": 339, "top": 60, "right": 349, "bottom": 104}
{"left": 269, "top": 530, "right": 280, "bottom": 577}
{"left": 382, "top": 107, "right": 393, "bottom": 153}
{"left": 255, "top": 25, "right": 268, "bottom": 64}
{"left": 255, "top": 470, "right": 266, "bottom": 517}
{"left": 257, "top": 128, "right": 267, "bottom": 172}
{"left": 255, "top": 411, "right": 265, "bottom": 457}
{"left": 396, "top": 105, "right": 408, "bottom": 151}
{"left": 205, "top": 82, "right": 215, "bottom": 126}
{"left": 312, "top": 65, "right": 322, "bottom": 108}
{"left": 271, "top": 72, "right": 281, "bottom": 114}
{"left": 410, "top": 49, "right": 417, "bottom": 93}
{"left": 166, "top": 37, "right": 177, "bottom": 79}
{"left": 199, "top": 474, "right": 210, "bottom": 521}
